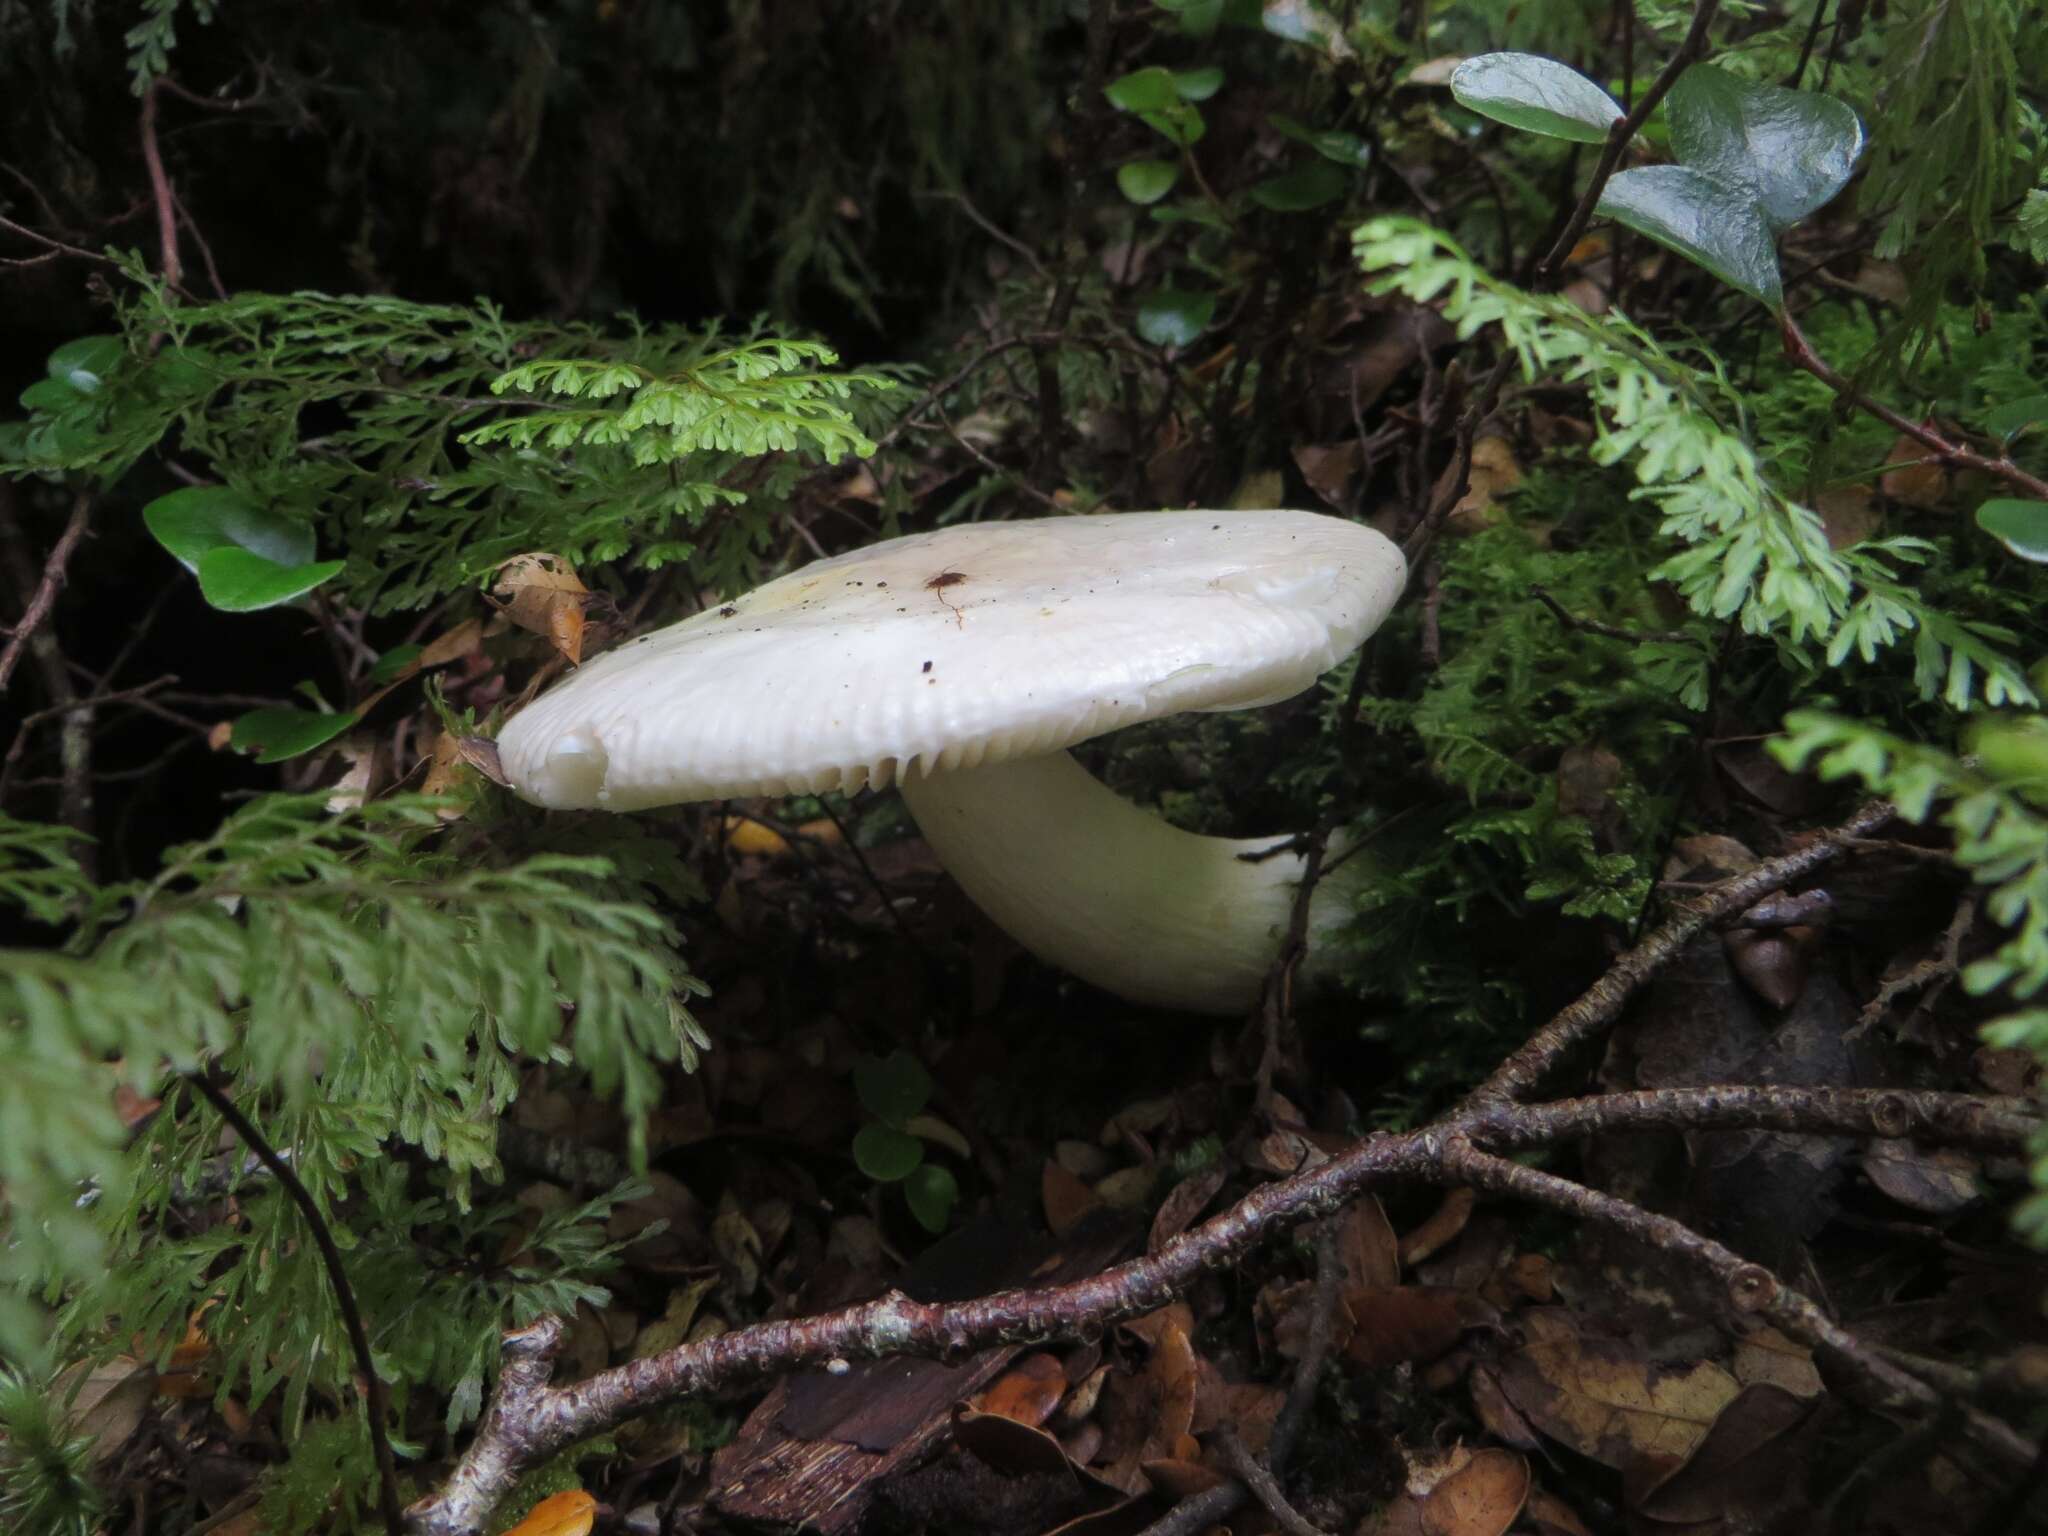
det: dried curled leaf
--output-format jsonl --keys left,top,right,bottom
{"left": 492, "top": 551, "right": 591, "bottom": 664}
{"left": 503, "top": 1490, "right": 597, "bottom": 1536}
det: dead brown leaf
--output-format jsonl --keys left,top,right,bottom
{"left": 1420, "top": 1447, "right": 1529, "bottom": 1536}
{"left": 1878, "top": 435, "right": 1948, "bottom": 509}
{"left": 1148, "top": 1163, "right": 1227, "bottom": 1252}
{"left": 50, "top": 1355, "right": 156, "bottom": 1462}
{"left": 1043, "top": 1160, "right": 1103, "bottom": 1237}
{"left": 418, "top": 616, "right": 486, "bottom": 670}
{"left": 971, "top": 1352, "right": 1068, "bottom": 1428}
{"left": 1492, "top": 1308, "right": 1740, "bottom": 1470}
{"left": 1863, "top": 1138, "right": 1981, "bottom": 1214}
{"left": 1625, "top": 1383, "right": 1815, "bottom": 1525}
{"left": 1293, "top": 440, "right": 1362, "bottom": 508}
{"left": 1338, "top": 1195, "right": 1402, "bottom": 1291}
{"left": 491, "top": 551, "right": 590, "bottom": 664}
{"left": 1345, "top": 1286, "right": 1495, "bottom": 1370}
{"left": 1730, "top": 1326, "right": 1823, "bottom": 1399}
{"left": 1437, "top": 436, "right": 1522, "bottom": 535}
{"left": 1400, "top": 1187, "right": 1476, "bottom": 1265}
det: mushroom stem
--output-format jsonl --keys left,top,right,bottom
{"left": 897, "top": 750, "right": 1362, "bottom": 1014}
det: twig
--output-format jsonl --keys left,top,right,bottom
{"left": 1779, "top": 313, "right": 2048, "bottom": 502}
{"left": 872, "top": 338, "right": 1034, "bottom": 453}
{"left": 1433, "top": 1143, "right": 1944, "bottom": 1420}
{"left": 1853, "top": 889, "right": 1975, "bottom": 1037}
{"left": 403, "top": 1076, "right": 2035, "bottom": 1535}
{"left": 0, "top": 490, "right": 92, "bottom": 694}
{"left": 1786, "top": 0, "right": 1833, "bottom": 89}
{"left": 1215, "top": 1429, "right": 1326, "bottom": 1536}
{"left": 1534, "top": 0, "right": 1723, "bottom": 289}
{"left": 1465, "top": 795, "right": 1895, "bottom": 1106}
{"left": 1270, "top": 1221, "right": 1343, "bottom": 1461}
{"left": 1530, "top": 584, "right": 1689, "bottom": 645}
{"left": 183, "top": 1073, "right": 406, "bottom": 1536}
{"left": 139, "top": 81, "right": 183, "bottom": 291}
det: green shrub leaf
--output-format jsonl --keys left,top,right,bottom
{"left": 1117, "top": 160, "right": 1181, "bottom": 205}
{"left": 1450, "top": 53, "right": 1621, "bottom": 143}
{"left": 1597, "top": 166, "right": 1783, "bottom": 307}
{"left": 1249, "top": 160, "right": 1347, "bottom": 211}
{"left": 197, "top": 549, "right": 346, "bottom": 612}
{"left": 1137, "top": 288, "right": 1217, "bottom": 348}
{"left": 1666, "top": 64, "right": 1863, "bottom": 231}
{"left": 853, "top": 1049, "right": 932, "bottom": 1125}
{"left": 143, "top": 486, "right": 317, "bottom": 573}
{"left": 852, "top": 1123, "right": 924, "bottom": 1183}
{"left": 904, "top": 1163, "right": 958, "bottom": 1233}
{"left": 1977, "top": 499, "right": 2048, "bottom": 563}
{"left": 229, "top": 708, "right": 358, "bottom": 764}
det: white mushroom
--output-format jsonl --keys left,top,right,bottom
{"left": 496, "top": 511, "right": 1407, "bottom": 1013}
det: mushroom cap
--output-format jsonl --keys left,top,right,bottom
{"left": 498, "top": 510, "right": 1406, "bottom": 810}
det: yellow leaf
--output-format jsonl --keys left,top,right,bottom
{"left": 503, "top": 1489, "right": 597, "bottom": 1536}
{"left": 724, "top": 816, "right": 791, "bottom": 858}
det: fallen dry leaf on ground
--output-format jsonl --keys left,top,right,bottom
{"left": 492, "top": 551, "right": 590, "bottom": 664}
{"left": 502, "top": 1489, "right": 597, "bottom": 1536}
{"left": 1492, "top": 1308, "right": 1739, "bottom": 1470}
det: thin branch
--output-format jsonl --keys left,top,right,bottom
{"left": 0, "top": 210, "right": 120, "bottom": 269}
{"left": 1215, "top": 1429, "right": 1327, "bottom": 1536}
{"left": 0, "top": 490, "right": 92, "bottom": 693}
{"left": 1534, "top": 0, "right": 1722, "bottom": 289}
{"left": 403, "top": 1076, "right": 2034, "bottom": 1534}
{"left": 1780, "top": 313, "right": 2048, "bottom": 502}
{"left": 1465, "top": 795, "right": 1896, "bottom": 1106}
{"left": 1530, "top": 584, "right": 1690, "bottom": 645}
{"left": 139, "top": 81, "right": 183, "bottom": 291}
{"left": 184, "top": 1074, "right": 407, "bottom": 1536}
{"left": 1433, "top": 1143, "right": 1947, "bottom": 1421}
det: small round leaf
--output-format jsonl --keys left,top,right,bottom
{"left": 1173, "top": 67, "right": 1223, "bottom": 102}
{"left": 1667, "top": 64, "right": 1863, "bottom": 231}
{"left": 1983, "top": 396, "right": 2048, "bottom": 444}
{"left": 1450, "top": 53, "right": 1622, "bottom": 144}
{"left": 1105, "top": 67, "right": 1181, "bottom": 113}
{"left": 1116, "top": 160, "right": 1181, "bottom": 205}
{"left": 46, "top": 336, "right": 126, "bottom": 396}
{"left": 1597, "top": 166, "right": 1783, "bottom": 308}
{"left": 853, "top": 1124, "right": 925, "bottom": 1183}
{"left": 905, "top": 1163, "right": 959, "bottom": 1234}
{"left": 1136, "top": 288, "right": 1217, "bottom": 349}
{"left": 854, "top": 1049, "right": 933, "bottom": 1124}
{"left": 1976, "top": 499, "right": 2048, "bottom": 564}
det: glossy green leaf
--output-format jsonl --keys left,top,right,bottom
{"left": 197, "top": 549, "right": 346, "bottom": 612}
{"left": 1451, "top": 53, "right": 1621, "bottom": 144}
{"left": 1136, "top": 288, "right": 1217, "bottom": 348}
{"left": 230, "top": 707, "right": 358, "bottom": 765}
{"left": 1155, "top": 0, "right": 1225, "bottom": 36}
{"left": 1261, "top": 0, "right": 1353, "bottom": 59}
{"left": 1667, "top": 64, "right": 1862, "bottom": 231}
{"left": 1984, "top": 395, "right": 2048, "bottom": 444}
{"left": 46, "top": 336, "right": 126, "bottom": 396}
{"left": 853, "top": 1049, "right": 932, "bottom": 1125}
{"left": 1138, "top": 103, "right": 1206, "bottom": 147}
{"left": 18, "top": 379, "right": 80, "bottom": 412}
{"left": 1149, "top": 201, "right": 1232, "bottom": 232}
{"left": 1117, "top": 159, "right": 1181, "bottom": 205}
{"left": 1977, "top": 498, "right": 2048, "bottom": 564}
{"left": 1269, "top": 114, "right": 1371, "bottom": 167}
{"left": 1249, "top": 160, "right": 1347, "bottom": 212}
{"left": 1105, "top": 67, "right": 1181, "bottom": 113}
{"left": 853, "top": 1123, "right": 924, "bottom": 1183}
{"left": 1173, "top": 67, "right": 1224, "bottom": 102}
{"left": 904, "top": 1163, "right": 958, "bottom": 1234}
{"left": 143, "top": 486, "right": 317, "bottom": 573}
{"left": 1598, "top": 166, "right": 1783, "bottom": 307}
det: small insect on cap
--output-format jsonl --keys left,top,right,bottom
{"left": 496, "top": 510, "right": 1407, "bottom": 812}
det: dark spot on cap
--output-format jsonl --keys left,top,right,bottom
{"left": 921, "top": 660, "right": 932, "bottom": 673}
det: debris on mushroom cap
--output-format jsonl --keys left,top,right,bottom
{"left": 496, "top": 510, "right": 1406, "bottom": 810}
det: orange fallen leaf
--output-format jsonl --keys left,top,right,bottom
{"left": 1421, "top": 1447, "right": 1529, "bottom": 1536}
{"left": 971, "top": 1352, "right": 1068, "bottom": 1427}
{"left": 724, "top": 816, "right": 791, "bottom": 858}
{"left": 491, "top": 552, "right": 590, "bottom": 665}
{"left": 503, "top": 1489, "right": 596, "bottom": 1536}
